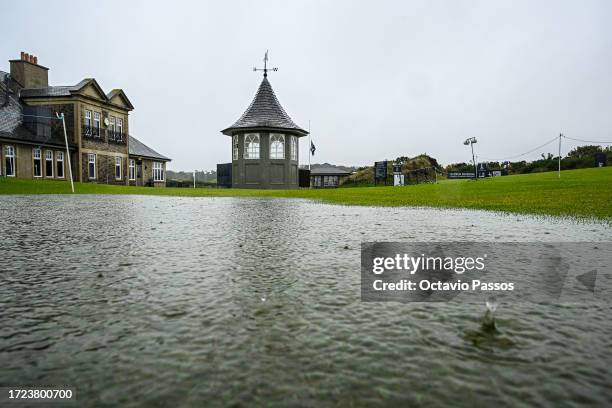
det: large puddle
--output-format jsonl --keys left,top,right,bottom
{"left": 1, "top": 195, "right": 610, "bottom": 407}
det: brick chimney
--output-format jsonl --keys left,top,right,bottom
{"left": 9, "top": 51, "right": 49, "bottom": 89}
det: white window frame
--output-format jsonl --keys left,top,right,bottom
{"left": 116, "top": 118, "right": 123, "bottom": 141}
{"left": 153, "top": 161, "right": 164, "bottom": 182}
{"left": 232, "top": 135, "right": 239, "bottom": 160}
{"left": 269, "top": 133, "right": 285, "bottom": 160}
{"left": 93, "top": 112, "right": 101, "bottom": 137}
{"left": 109, "top": 116, "right": 116, "bottom": 140}
{"left": 85, "top": 110, "right": 92, "bottom": 127}
{"left": 33, "top": 148, "right": 42, "bottom": 178}
{"left": 56, "top": 151, "right": 64, "bottom": 179}
{"left": 45, "top": 150, "right": 54, "bottom": 178}
{"left": 290, "top": 136, "right": 297, "bottom": 161}
{"left": 129, "top": 159, "right": 136, "bottom": 181}
{"left": 88, "top": 153, "right": 96, "bottom": 179}
{"left": 5, "top": 145, "right": 15, "bottom": 177}
{"left": 243, "top": 133, "right": 260, "bottom": 159}
{"left": 115, "top": 156, "right": 122, "bottom": 180}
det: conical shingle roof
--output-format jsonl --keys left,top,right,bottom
{"left": 222, "top": 77, "right": 307, "bottom": 136}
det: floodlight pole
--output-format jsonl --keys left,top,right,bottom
{"left": 463, "top": 137, "right": 478, "bottom": 179}
{"left": 57, "top": 112, "right": 74, "bottom": 193}
{"left": 471, "top": 143, "right": 476, "bottom": 179}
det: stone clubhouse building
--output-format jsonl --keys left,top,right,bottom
{"left": 0, "top": 52, "right": 170, "bottom": 186}
{"left": 222, "top": 61, "right": 308, "bottom": 189}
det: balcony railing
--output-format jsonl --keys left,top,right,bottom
{"left": 81, "top": 126, "right": 127, "bottom": 144}
{"left": 108, "top": 130, "right": 126, "bottom": 144}
{"left": 82, "top": 125, "right": 102, "bottom": 139}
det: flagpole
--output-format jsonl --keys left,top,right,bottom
{"left": 308, "top": 119, "right": 311, "bottom": 171}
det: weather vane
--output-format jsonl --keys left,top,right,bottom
{"left": 253, "top": 50, "right": 278, "bottom": 78}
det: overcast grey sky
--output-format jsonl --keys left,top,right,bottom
{"left": 3, "top": 0, "right": 611, "bottom": 170}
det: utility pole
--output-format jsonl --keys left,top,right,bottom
{"left": 558, "top": 133, "right": 562, "bottom": 178}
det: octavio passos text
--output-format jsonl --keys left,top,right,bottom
{"left": 371, "top": 254, "right": 515, "bottom": 291}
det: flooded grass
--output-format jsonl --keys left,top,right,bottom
{"left": 1, "top": 167, "right": 610, "bottom": 220}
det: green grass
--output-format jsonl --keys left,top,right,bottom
{"left": 1, "top": 167, "right": 611, "bottom": 220}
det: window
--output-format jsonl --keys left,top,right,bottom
{"left": 115, "top": 157, "right": 122, "bottom": 180}
{"left": 56, "top": 151, "right": 64, "bottom": 178}
{"left": 88, "top": 153, "right": 96, "bottom": 179}
{"left": 153, "top": 161, "right": 164, "bottom": 182}
{"left": 129, "top": 159, "right": 136, "bottom": 180}
{"left": 270, "top": 134, "right": 285, "bottom": 159}
{"left": 116, "top": 118, "right": 123, "bottom": 141}
{"left": 243, "top": 133, "right": 260, "bottom": 159}
{"left": 291, "top": 136, "right": 297, "bottom": 161}
{"left": 324, "top": 175, "right": 339, "bottom": 187}
{"left": 45, "top": 150, "right": 53, "bottom": 178}
{"left": 84, "top": 110, "right": 92, "bottom": 136}
{"left": 93, "top": 112, "right": 101, "bottom": 137}
{"left": 5, "top": 145, "right": 15, "bottom": 176}
{"left": 33, "top": 148, "right": 42, "bottom": 178}
{"left": 109, "top": 116, "right": 116, "bottom": 140}
{"left": 232, "top": 135, "right": 239, "bottom": 160}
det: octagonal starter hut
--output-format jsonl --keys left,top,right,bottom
{"left": 221, "top": 54, "right": 308, "bottom": 189}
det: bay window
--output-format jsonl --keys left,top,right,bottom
{"left": 233, "top": 135, "right": 239, "bottom": 160}
{"left": 244, "top": 133, "right": 260, "bottom": 159}
{"left": 270, "top": 134, "right": 285, "bottom": 159}
{"left": 291, "top": 136, "right": 297, "bottom": 161}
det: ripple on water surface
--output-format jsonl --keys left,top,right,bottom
{"left": 0, "top": 195, "right": 611, "bottom": 407}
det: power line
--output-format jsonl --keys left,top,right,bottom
{"left": 0, "top": 111, "right": 62, "bottom": 120}
{"left": 479, "top": 135, "right": 560, "bottom": 162}
{"left": 562, "top": 135, "right": 612, "bottom": 144}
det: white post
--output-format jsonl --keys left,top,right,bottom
{"left": 558, "top": 133, "right": 562, "bottom": 178}
{"left": 193, "top": 170, "right": 196, "bottom": 188}
{"left": 57, "top": 113, "right": 74, "bottom": 193}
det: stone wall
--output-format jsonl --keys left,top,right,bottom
{"left": 81, "top": 152, "right": 127, "bottom": 185}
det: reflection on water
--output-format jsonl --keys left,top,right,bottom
{"left": 0, "top": 195, "right": 611, "bottom": 407}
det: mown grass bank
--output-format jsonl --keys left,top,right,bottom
{"left": 1, "top": 167, "right": 611, "bottom": 220}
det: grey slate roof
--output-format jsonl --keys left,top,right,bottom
{"left": 19, "top": 79, "right": 91, "bottom": 98}
{"left": 222, "top": 77, "right": 307, "bottom": 136}
{"left": 0, "top": 74, "right": 77, "bottom": 149}
{"left": 0, "top": 72, "right": 22, "bottom": 134}
{"left": 310, "top": 165, "right": 352, "bottom": 176}
{"left": 129, "top": 135, "right": 171, "bottom": 161}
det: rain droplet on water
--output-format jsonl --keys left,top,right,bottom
{"left": 486, "top": 296, "right": 498, "bottom": 313}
